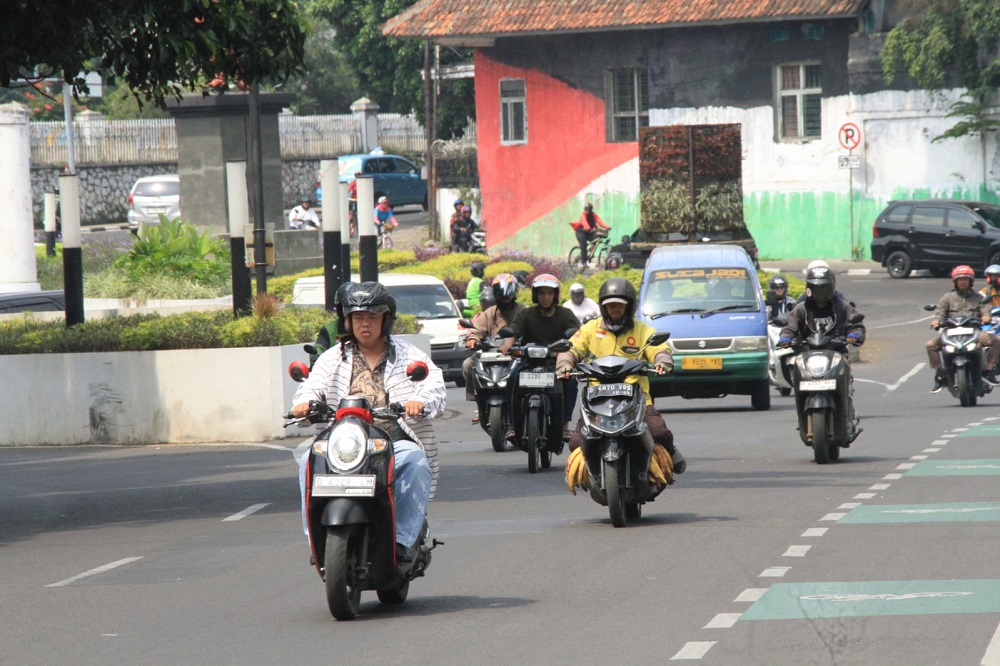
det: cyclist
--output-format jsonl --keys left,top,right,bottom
{"left": 374, "top": 196, "right": 398, "bottom": 242}
{"left": 569, "top": 203, "right": 610, "bottom": 266}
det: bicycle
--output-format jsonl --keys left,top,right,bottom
{"left": 377, "top": 220, "right": 396, "bottom": 249}
{"left": 568, "top": 227, "right": 610, "bottom": 269}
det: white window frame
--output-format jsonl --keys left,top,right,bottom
{"left": 777, "top": 63, "right": 822, "bottom": 140}
{"left": 607, "top": 68, "right": 649, "bottom": 142}
{"left": 499, "top": 78, "right": 526, "bottom": 145}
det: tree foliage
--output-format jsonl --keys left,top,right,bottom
{"left": 1, "top": 0, "right": 308, "bottom": 108}
{"left": 881, "top": 0, "right": 1000, "bottom": 139}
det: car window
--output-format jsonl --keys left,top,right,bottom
{"left": 883, "top": 204, "right": 912, "bottom": 224}
{"left": 387, "top": 284, "right": 458, "bottom": 319}
{"left": 971, "top": 205, "right": 1000, "bottom": 228}
{"left": 947, "top": 207, "right": 980, "bottom": 229}
{"left": 373, "top": 158, "right": 395, "bottom": 174}
{"left": 338, "top": 157, "right": 362, "bottom": 179}
{"left": 910, "top": 206, "right": 946, "bottom": 229}
{"left": 393, "top": 158, "right": 417, "bottom": 176}
{"left": 362, "top": 159, "right": 377, "bottom": 174}
{"left": 134, "top": 180, "right": 179, "bottom": 197}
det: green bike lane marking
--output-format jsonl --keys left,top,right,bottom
{"left": 957, "top": 424, "right": 1000, "bottom": 437}
{"left": 903, "top": 460, "right": 1000, "bottom": 476}
{"left": 839, "top": 502, "right": 1000, "bottom": 523}
{"left": 741, "top": 579, "right": 1000, "bottom": 620}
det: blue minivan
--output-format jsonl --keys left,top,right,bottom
{"left": 316, "top": 153, "right": 428, "bottom": 208}
{"left": 637, "top": 244, "right": 770, "bottom": 410}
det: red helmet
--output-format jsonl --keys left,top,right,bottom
{"left": 951, "top": 265, "right": 975, "bottom": 285}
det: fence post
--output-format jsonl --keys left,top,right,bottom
{"left": 0, "top": 102, "right": 40, "bottom": 294}
{"left": 351, "top": 98, "right": 380, "bottom": 152}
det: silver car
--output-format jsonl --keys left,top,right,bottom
{"left": 127, "top": 174, "right": 180, "bottom": 229}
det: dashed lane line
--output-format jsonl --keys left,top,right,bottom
{"left": 46, "top": 557, "right": 142, "bottom": 588}
{"left": 670, "top": 642, "right": 716, "bottom": 661}
{"left": 222, "top": 503, "right": 270, "bottom": 521}
{"left": 783, "top": 545, "right": 811, "bottom": 557}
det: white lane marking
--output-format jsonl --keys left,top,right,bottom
{"left": 897, "top": 463, "right": 917, "bottom": 470}
{"left": 939, "top": 464, "right": 1000, "bottom": 469}
{"left": 671, "top": 642, "right": 716, "bottom": 660}
{"left": 46, "top": 557, "right": 143, "bottom": 588}
{"left": 968, "top": 422, "right": 985, "bottom": 427}
{"left": 870, "top": 483, "right": 892, "bottom": 490}
{"left": 705, "top": 613, "right": 741, "bottom": 629}
{"left": 735, "top": 588, "right": 767, "bottom": 602}
{"left": 884, "top": 473, "right": 904, "bottom": 480}
{"left": 868, "top": 316, "right": 932, "bottom": 330}
{"left": 887, "top": 363, "right": 925, "bottom": 391}
{"left": 932, "top": 440, "right": 949, "bottom": 446}
{"left": 940, "top": 434, "right": 956, "bottom": 438}
{"left": 953, "top": 427, "right": 969, "bottom": 432}
{"left": 802, "top": 527, "right": 828, "bottom": 537}
{"left": 839, "top": 502, "right": 861, "bottom": 510}
{"left": 760, "top": 567, "right": 792, "bottom": 577}
{"left": 821, "top": 513, "right": 846, "bottom": 521}
{"left": 923, "top": 448, "right": 941, "bottom": 453}
{"left": 911, "top": 455, "right": 929, "bottom": 460}
{"left": 783, "top": 545, "right": 811, "bottom": 557}
{"left": 802, "top": 591, "right": 970, "bottom": 602}
{"left": 981, "top": 620, "right": 1000, "bottom": 666}
{"left": 222, "top": 503, "right": 270, "bottom": 521}
{"left": 855, "top": 493, "right": 876, "bottom": 500}
{"left": 984, "top": 417, "right": 1000, "bottom": 422}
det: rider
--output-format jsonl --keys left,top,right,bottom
{"left": 927, "top": 264, "right": 1000, "bottom": 392}
{"left": 980, "top": 264, "right": 1000, "bottom": 309}
{"left": 765, "top": 275, "right": 797, "bottom": 320}
{"left": 449, "top": 198, "right": 464, "bottom": 229}
{"left": 291, "top": 282, "right": 446, "bottom": 561}
{"left": 779, "top": 266, "right": 866, "bottom": 347}
{"left": 556, "top": 277, "right": 686, "bottom": 473}
{"left": 569, "top": 203, "right": 611, "bottom": 266}
{"left": 563, "top": 282, "right": 600, "bottom": 323}
{"left": 465, "top": 261, "right": 486, "bottom": 317}
{"left": 795, "top": 260, "right": 848, "bottom": 304}
{"left": 374, "top": 196, "right": 398, "bottom": 238}
{"left": 451, "top": 205, "right": 478, "bottom": 252}
{"left": 503, "top": 274, "right": 582, "bottom": 444}
{"left": 288, "top": 197, "right": 320, "bottom": 230}
{"left": 462, "top": 273, "right": 525, "bottom": 403}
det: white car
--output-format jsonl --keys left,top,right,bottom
{"left": 127, "top": 174, "right": 180, "bottom": 229}
{"left": 292, "top": 273, "right": 467, "bottom": 385}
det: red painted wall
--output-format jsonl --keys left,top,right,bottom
{"left": 474, "top": 51, "right": 638, "bottom": 245}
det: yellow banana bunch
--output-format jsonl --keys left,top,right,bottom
{"left": 565, "top": 448, "right": 590, "bottom": 495}
{"left": 649, "top": 444, "right": 675, "bottom": 487}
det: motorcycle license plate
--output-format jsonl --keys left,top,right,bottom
{"left": 799, "top": 379, "right": 836, "bottom": 391}
{"left": 520, "top": 371, "right": 555, "bottom": 388}
{"left": 681, "top": 356, "right": 722, "bottom": 370}
{"left": 312, "top": 474, "right": 376, "bottom": 497}
{"left": 587, "top": 383, "right": 634, "bottom": 399}
{"left": 950, "top": 327, "right": 975, "bottom": 335}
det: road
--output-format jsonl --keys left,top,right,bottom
{"left": 4, "top": 270, "right": 1000, "bottom": 665}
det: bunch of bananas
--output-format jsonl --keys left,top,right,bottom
{"left": 565, "top": 444, "right": 674, "bottom": 495}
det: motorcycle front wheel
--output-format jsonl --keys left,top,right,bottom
{"left": 810, "top": 410, "right": 832, "bottom": 465}
{"left": 957, "top": 366, "right": 976, "bottom": 407}
{"left": 526, "top": 408, "right": 540, "bottom": 473}
{"left": 325, "top": 526, "right": 362, "bottom": 620}
{"left": 605, "top": 461, "right": 627, "bottom": 527}
{"left": 489, "top": 405, "right": 506, "bottom": 453}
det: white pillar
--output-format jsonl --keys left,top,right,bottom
{"left": 0, "top": 102, "right": 40, "bottom": 293}
{"left": 320, "top": 159, "right": 339, "bottom": 233}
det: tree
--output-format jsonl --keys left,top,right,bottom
{"left": 285, "top": 18, "right": 360, "bottom": 115}
{"left": 1, "top": 0, "right": 308, "bottom": 107}
{"left": 881, "top": 0, "right": 1000, "bottom": 140}
{"left": 307, "top": 0, "right": 475, "bottom": 138}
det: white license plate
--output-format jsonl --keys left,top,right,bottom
{"left": 312, "top": 474, "right": 376, "bottom": 497}
{"left": 799, "top": 379, "right": 836, "bottom": 391}
{"left": 950, "top": 327, "right": 975, "bottom": 335}
{"left": 520, "top": 371, "right": 555, "bottom": 388}
{"left": 145, "top": 205, "right": 168, "bottom": 214}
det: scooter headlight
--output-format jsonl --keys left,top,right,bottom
{"left": 327, "top": 423, "right": 367, "bottom": 471}
{"left": 964, "top": 340, "right": 979, "bottom": 352}
{"left": 805, "top": 355, "right": 831, "bottom": 376}
{"left": 944, "top": 344, "right": 957, "bottom": 354}
{"left": 585, "top": 402, "right": 641, "bottom": 435}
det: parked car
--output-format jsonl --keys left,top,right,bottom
{"left": 0, "top": 290, "right": 65, "bottom": 313}
{"left": 870, "top": 200, "right": 1000, "bottom": 278}
{"left": 316, "top": 153, "right": 427, "bottom": 209}
{"left": 127, "top": 174, "right": 180, "bottom": 230}
{"left": 291, "top": 273, "right": 466, "bottom": 385}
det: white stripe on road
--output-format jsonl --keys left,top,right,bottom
{"left": 911, "top": 455, "right": 929, "bottom": 461}
{"left": 671, "top": 642, "right": 716, "bottom": 660}
{"left": 923, "top": 448, "right": 941, "bottom": 453}
{"left": 821, "top": 512, "right": 846, "bottom": 521}
{"left": 802, "top": 527, "right": 828, "bottom": 537}
{"left": 760, "top": 567, "right": 792, "bottom": 577}
{"left": 839, "top": 503, "right": 862, "bottom": 510}
{"left": 883, "top": 473, "right": 904, "bottom": 480}
{"left": 46, "top": 557, "right": 142, "bottom": 587}
{"left": 705, "top": 613, "right": 742, "bottom": 629}
{"left": 981, "top": 620, "right": 1000, "bottom": 666}
{"left": 870, "top": 483, "right": 892, "bottom": 490}
{"left": 888, "top": 363, "right": 925, "bottom": 391}
{"left": 855, "top": 493, "right": 876, "bottom": 499}
{"left": 222, "top": 503, "right": 270, "bottom": 521}
{"left": 783, "top": 545, "right": 811, "bottom": 557}
{"left": 735, "top": 588, "right": 767, "bottom": 602}
{"left": 868, "top": 316, "right": 932, "bottom": 330}
{"left": 896, "top": 463, "right": 917, "bottom": 470}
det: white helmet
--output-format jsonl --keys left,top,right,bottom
{"left": 569, "top": 283, "right": 585, "bottom": 294}
{"left": 804, "top": 259, "right": 830, "bottom": 275}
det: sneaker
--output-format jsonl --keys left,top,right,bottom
{"left": 984, "top": 370, "right": 1000, "bottom": 387}
{"left": 671, "top": 449, "right": 687, "bottom": 475}
{"left": 931, "top": 372, "right": 946, "bottom": 394}
{"left": 472, "top": 414, "right": 480, "bottom": 424}
{"left": 395, "top": 542, "right": 416, "bottom": 563}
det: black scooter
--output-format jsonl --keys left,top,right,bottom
{"left": 460, "top": 319, "right": 515, "bottom": 452}
{"left": 286, "top": 359, "right": 441, "bottom": 620}
{"left": 923, "top": 304, "right": 993, "bottom": 406}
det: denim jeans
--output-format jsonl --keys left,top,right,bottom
{"left": 299, "top": 440, "right": 431, "bottom": 548}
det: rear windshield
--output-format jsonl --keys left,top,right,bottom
{"left": 387, "top": 284, "right": 458, "bottom": 319}
{"left": 972, "top": 204, "right": 1000, "bottom": 228}
{"left": 338, "top": 157, "right": 363, "bottom": 180}
{"left": 641, "top": 267, "right": 760, "bottom": 317}
{"left": 133, "top": 180, "right": 178, "bottom": 197}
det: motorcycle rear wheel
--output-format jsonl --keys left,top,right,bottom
{"left": 325, "top": 526, "right": 362, "bottom": 620}
{"left": 625, "top": 502, "right": 642, "bottom": 519}
{"left": 605, "top": 461, "right": 627, "bottom": 527}
{"left": 810, "top": 411, "right": 831, "bottom": 465}
{"left": 489, "top": 405, "right": 506, "bottom": 453}
{"left": 377, "top": 580, "right": 410, "bottom": 605}
{"left": 526, "top": 409, "right": 540, "bottom": 473}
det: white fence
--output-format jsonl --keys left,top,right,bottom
{"left": 28, "top": 113, "right": 453, "bottom": 166}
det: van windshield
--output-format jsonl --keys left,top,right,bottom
{"left": 387, "top": 284, "right": 458, "bottom": 319}
{"left": 642, "top": 267, "right": 760, "bottom": 318}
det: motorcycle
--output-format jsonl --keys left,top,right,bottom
{"left": 499, "top": 326, "right": 573, "bottom": 473}
{"left": 923, "top": 304, "right": 993, "bottom": 406}
{"left": 767, "top": 320, "right": 795, "bottom": 396}
{"left": 469, "top": 229, "right": 487, "bottom": 254}
{"left": 459, "top": 319, "right": 515, "bottom": 452}
{"left": 572, "top": 332, "right": 671, "bottom": 527}
{"left": 780, "top": 313, "right": 864, "bottom": 464}
{"left": 286, "top": 358, "right": 441, "bottom": 620}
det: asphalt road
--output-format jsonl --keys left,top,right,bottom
{"left": 5, "top": 270, "right": 1000, "bottom": 665}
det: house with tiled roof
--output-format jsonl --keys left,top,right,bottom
{"left": 385, "top": 0, "right": 1000, "bottom": 261}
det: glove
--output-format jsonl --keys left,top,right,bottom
{"left": 556, "top": 365, "right": 574, "bottom": 378}
{"left": 846, "top": 333, "right": 861, "bottom": 344}
{"left": 777, "top": 337, "right": 792, "bottom": 348}
{"left": 654, "top": 363, "right": 673, "bottom": 376}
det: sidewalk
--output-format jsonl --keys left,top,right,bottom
{"left": 759, "top": 259, "right": 882, "bottom": 277}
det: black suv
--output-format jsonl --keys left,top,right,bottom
{"left": 871, "top": 200, "right": 1000, "bottom": 278}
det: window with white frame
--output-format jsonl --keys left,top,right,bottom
{"left": 607, "top": 68, "right": 649, "bottom": 142}
{"left": 778, "top": 63, "right": 822, "bottom": 139}
{"left": 500, "top": 78, "right": 526, "bottom": 144}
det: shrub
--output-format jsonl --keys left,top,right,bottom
{"left": 117, "top": 218, "right": 230, "bottom": 285}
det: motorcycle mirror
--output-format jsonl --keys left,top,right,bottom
{"left": 772, "top": 316, "right": 788, "bottom": 327}
{"left": 564, "top": 326, "right": 580, "bottom": 338}
{"left": 550, "top": 339, "right": 573, "bottom": 353}
{"left": 848, "top": 312, "right": 865, "bottom": 324}
{"left": 406, "top": 360, "right": 429, "bottom": 382}
{"left": 982, "top": 292, "right": 992, "bottom": 304}
{"left": 922, "top": 304, "right": 936, "bottom": 312}
{"left": 289, "top": 360, "right": 309, "bottom": 382}
{"left": 497, "top": 326, "right": 514, "bottom": 338}
{"left": 647, "top": 332, "right": 671, "bottom": 346}
{"left": 303, "top": 343, "right": 318, "bottom": 356}
{"left": 458, "top": 318, "right": 476, "bottom": 329}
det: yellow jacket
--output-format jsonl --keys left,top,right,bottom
{"left": 558, "top": 318, "right": 672, "bottom": 405}
{"left": 980, "top": 287, "right": 1000, "bottom": 308}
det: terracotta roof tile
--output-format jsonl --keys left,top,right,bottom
{"left": 384, "top": 0, "right": 866, "bottom": 39}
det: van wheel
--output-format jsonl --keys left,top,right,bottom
{"left": 886, "top": 251, "right": 912, "bottom": 279}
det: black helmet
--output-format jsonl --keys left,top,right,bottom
{"left": 513, "top": 269, "right": 530, "bottom": 287}
{"left": 334, "top": 281, "right": 360, "bottom": 332}
{"left": 605, "top": 252, "right": 624, "bottom": 270}
{"left": 470, "top": 261, "right": 486, "bottom": 279}
{"left": 804, "top": 266, "right": 836, "bottom": 303}
{"left": 343, "top": 281, "right": 397, "bottom": 336}
{"left": 492, "top": 273, "right": 518, "bottom": 303}
{"left": 768, "top": 275, "right": 788, "bottom": 291}
{"left": 479, "top": 283, "right": 496, "bottom": 310}
{"left": 598, "top": 277, "right": 637, "bottom": 321}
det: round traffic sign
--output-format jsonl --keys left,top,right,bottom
{"left": 839, "top": 123, "right": 861, "bottom": 151}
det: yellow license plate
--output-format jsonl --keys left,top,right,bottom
{"left": 681, "top": 356, "right": 723, "bottom": 370}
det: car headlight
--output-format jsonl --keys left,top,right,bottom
{"left": 735, "top": 336, "right": 767, "bottom": 351}
{"left": 327, "top": 423, "right": 367, "bottom": 471}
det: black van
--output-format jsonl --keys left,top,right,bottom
{"left": 870, "top": 200, "right": 1000, "bottom": 278}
